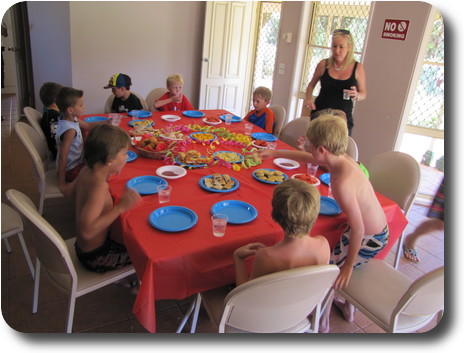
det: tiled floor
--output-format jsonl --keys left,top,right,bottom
{"left": 1, "top": 94, "right": 444, "bottom": 333}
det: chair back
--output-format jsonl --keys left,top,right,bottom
{"left": 104, "top": 92, "right": 149, "bottom": 113}
{"left": 279, "top": 116, "right": 311, "bottom": 149}
{"left": 396, "top": 266, "right": 444, "bottom": 318}
{"left": 15, "top": 122, "right": 49, "bottom": 181}
{"left": 346, "top": 136, "right": 359, "bottom": 160}
{"left": 146, "top": 87, "right": 168, "bottom": 111}
{"left": 24, "top": 107, "right": 46, "bottom": 141}
{"left": 220, "top": 264, "right": 339, "bottom": 332}
{"left": 269, "top": 105, "right": 287, "bottom": 138}
{"left": 6, "top": 189, "right": 77, "bottom": 292}
{"left": 364, "top": 151, "right": 421, "bottom": 215}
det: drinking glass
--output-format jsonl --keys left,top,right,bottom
{"left": 157, "top": 184, "right": 172, "bottom": 203}
{"left": 212, "top": 214, "right": 229, "bottom": 237}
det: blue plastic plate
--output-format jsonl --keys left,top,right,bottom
{"left": 189, "top": 132, "right": 218, "bottom": 143}
{"left": 251, "top": 132, "right": 277, "bottom": 142}
{"left": 129, "top": 119, "right": 154, "bottom": 127}
{"left": 211, "top": 200, "right": 258, "bottom": 224}
{"left": 320, "top": 173, "right": 331, "bottom": 185}
{"left": 126, "top": 176, "right": 167, "bottom": 195}
{"left": 84, "top": 116, "right": 109, "bottom": 123}
{"left": 213, "top": 151, "right": 244, "bottom": 164}
{"left": 319, "top": 196, "right": 342, "bottom": 216}
{"left": 199, "top": 175, "right": 240, "bottom": 193}
{"left": 126, "top": 150, "right": 138, "bottom": 162}
{"left": 149, "top": 206, "right": 198, "bottom": 232}
{"left": 252, "top": 169, "right": 288, "bottom": 185}
{"left": 219, "top": 114, "right": 242, "bottom": 123}
{"left": 129, "top": 110, "right": 152, "bottom": 118}
{"left": 183, "top": 110, "right": 205, "bottom": 118}
{"left": 174, "top": 157, "right": 208, "bottom": 169}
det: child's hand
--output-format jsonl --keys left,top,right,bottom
{"left": 258, "top": 149, "right": 275, "bottom": 160}
{"left": 172, "top": 94, "right": 183, "bottom": 103}
{"left": 233, "top": 242, "right": 266, "bottom": 260}
{"left": 118, "top": 187, "right": 142, "bottom": 212}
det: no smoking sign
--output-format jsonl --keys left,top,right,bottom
{"left": 382, "top": 19, "right": 410, "bottom": 41}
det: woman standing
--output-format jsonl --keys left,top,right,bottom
{"left": 304, "top": 29, "right": 366, "bottom": 135}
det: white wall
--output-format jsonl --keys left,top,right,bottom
{"left": 352, "top": 1, "right": 434, "bottom": 162}
{"left": 28, "top": 1, "right": 205, "bottom": 114}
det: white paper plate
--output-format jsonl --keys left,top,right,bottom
{"left": 291, "top": 173, "right": 321, "bottom": 186}
{"left": 202, "top": 117, "right": 222, "bottom": 125}
{"left": 156, "top": 165, "right": 187, "bottom": 179}
{"left": 273, "top": 158, "right": 300, "bottom": 170}
{"left": 161, "top": 115, "right": 181, "bottom": 122}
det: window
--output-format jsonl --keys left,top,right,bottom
{"left": 250, "top": 1, "right": 282, "bottom": 109}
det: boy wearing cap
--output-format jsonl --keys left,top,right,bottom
{"left": 104, "top": 73, "right": 143, "bottom": 113}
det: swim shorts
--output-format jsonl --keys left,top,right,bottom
{"left": 75, "top": 237, "right": 132, "bottom": 273}
{"left": 331, "top": 225, "right": 389, "bottom": 269}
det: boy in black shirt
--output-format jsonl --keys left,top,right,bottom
{"left": 103, "top": 73, "right": 143, "bottom": 113}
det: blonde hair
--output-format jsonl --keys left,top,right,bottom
{"left": 328, "top": 30, "right": 355, "bottom": 70}
{"left": 166, "top": 74, "right": 184, "bottom": 88}
{"left": 271, "top": 179, "right": 320, "bottom": 238}
{"left": 311, "top": 108, "right": 347, "bottom": 122}
{"left": 306, "top": 115, "right": 348, "bottom": 156}
{"left": 253, "top": 86, "right": 272, "bottom": 102}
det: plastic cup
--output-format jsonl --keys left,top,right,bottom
{"left": 343, "top": 89, "right": 351, "bottom": 100}
{"left": 212, "top": 214, "right": 229, "bottom": 237}
{"left": 244, "top": 123, "right": 253, "bottom": 135}
{"left": 225, "top": 114, "right": 233, "bottom": 125}
{"left": 157, "top": 184, "right": 172, "bottom": 203}
{"left": 267, "top": 142, "right": 277, "bottom": 150}
{"left": 307, "top": 163, "right": 319, "bottom": 177}
{"left": 110, "top": 114, "right": 121, "bottom": 126}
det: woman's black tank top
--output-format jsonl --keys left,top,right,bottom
{"left": 313, "top": 59, "right": 358, "bottom": 131}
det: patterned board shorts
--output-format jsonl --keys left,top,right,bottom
{"left": 331, "top": 225, "right": 389, "bottom": 269}
{"left": 428, "top": 178, "right": 444, "bottom": 221}
{"left": 75, "top": 237, "right": 132, "bottom": 273}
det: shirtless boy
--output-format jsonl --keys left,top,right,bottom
{"left": 72, "top": 124, "right": 141, "bottom": 272}
{"left": 233, "top": 178, "right": 330, "bottom": 287}
{"left": 260, "top": 115, "right": 388, "bottom": 331}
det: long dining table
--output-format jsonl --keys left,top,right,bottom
{"left": 80, "top": 109, "right": 408, "bottom": 333}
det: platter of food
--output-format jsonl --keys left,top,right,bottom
{"left": 189, "top": 132, "right": 218, "bottom": 143}
{"left": 251, "top": 140, "right": 268, "bottom": 149}
{"left": 129, "top": 119, "right": 154, "bottom": 127}
{"left": 203, "top": 117, "right": 222, "bottom": 125}
{"left": 252, "top": 169, "right": 287, "bottom": 184}
{"left": 175, "top": 150, "right": 211, "bottom": 168}
{"left": 291, "top": 173, "right": 320, "bottom": 186}
{"left": 199, "top": 174, "right": 239, "bottom": 193}
{"left": 159, "top": 131, "right": 184, "bottom": 141}
{"left": 212, "top": 151, "right": 244, "bottom": 164}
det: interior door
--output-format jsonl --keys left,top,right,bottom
{"left": 198, "top": 1, "right": 255, "bottom": 117}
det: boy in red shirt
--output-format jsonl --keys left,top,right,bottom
{"left": 154, "top": 73, "right": 194, "bottom": 111}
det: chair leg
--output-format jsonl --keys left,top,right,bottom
{"left": 17, "top": 232, "right": 35, "bottom": 279}
{"left": 66, "top": 293, "right": 77, "bottom": 333}
{"left": 39, "top": 194, "right": 45, "bottom": 215}
{"left": 176, "top": 293, "right": 201, "bottom": 333}
{"left": 393, "top": 232, "right": 405, "bottom": 269}
{"left": 190, "top": 293, "right": 202, "bottom": 333}
{"left": 3, "top": 237, "right": 12, "bottom": 253}
{"left": 32, "top": 258, "right": 41, "bottom": 313}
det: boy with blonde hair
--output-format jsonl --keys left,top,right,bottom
{"left": 154, "top": 73, "right": 194, "bottom": 111}
{"left": 234, "top": 178, "right": 330, "bottom": 286}
{"left": 243, "top": 86, "right": 275, "bottom": 134}
{"left": 260, "top": 115, "right": 388, "bottom": 332}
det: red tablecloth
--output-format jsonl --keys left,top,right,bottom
{"left": 81, "top": 110, "right": 408, "bottom": 333}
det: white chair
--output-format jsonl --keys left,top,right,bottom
{"left": 14, "top": 122, "right": 63, "bottom": 214}
{"left": 6, "top": 189, "right": 136, "bottom": 333}
{"left": 279, "top": 116, "right": 311, "bottom": 149}
{"left": 338, "top": 259, "right": 444, "bottom": 333}
{"left": 2, "top": 202, "right": 35, "bottom": 279}
{"left": 104, "top": 92, "right": 149, "bottom": 113}
{"left": 346, "top": 136, "right": 359, "bottom": 160}
{"left": 364, "top": 151, "right": 421, "bottom": 268}
{"left": 23, "top": 106, "right": 45, "bottom": 141}
{"left": 269, "top": 105, "right": 287, "bottom": 138}
{"left": 177, "top": 264, "right": 339, "bottom": 333}
{"left": 145, "top": 87, "right": 168, "bottom": 111}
